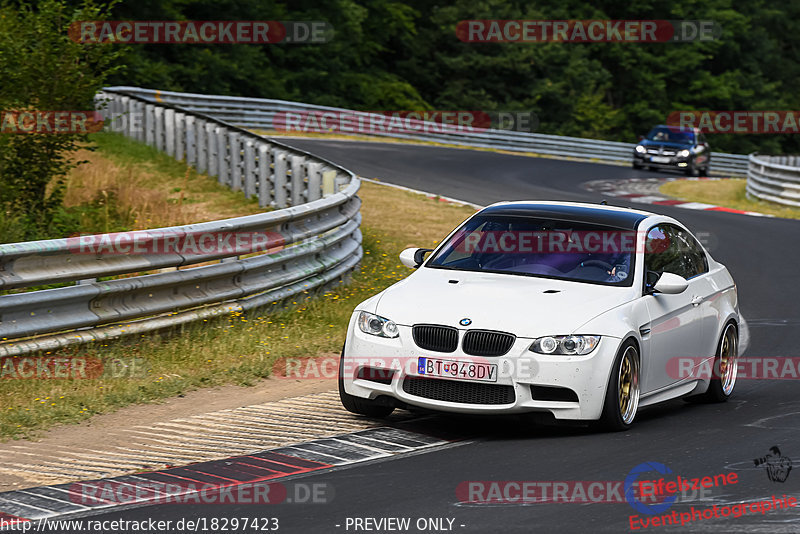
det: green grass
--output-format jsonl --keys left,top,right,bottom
{"left": 660, "top": 178, "right": 800, "bottom": 220}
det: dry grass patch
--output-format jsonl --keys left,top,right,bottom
{"left": 63, "top": 133, "right": 264, "bottom": 233}
{"left": 359, "top": 181, "right": 476, "bottom": 248}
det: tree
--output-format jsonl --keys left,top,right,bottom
{"left": 0, "top": 0, "right": 122, "bottom": 240}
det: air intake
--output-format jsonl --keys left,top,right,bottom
{"left": 403, "top": 377, "right": 515, "bottom": 405}
{"left": 356, "top": 366, "right": 395, "bottom": 385}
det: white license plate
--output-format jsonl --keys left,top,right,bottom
{"left": 417, "top": 357, "right": 497, "bottom": 382}
{"left": 650, "top": 156, "right": 671, "bottom": 163}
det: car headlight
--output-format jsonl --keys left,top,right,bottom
{"left": 678, "top": 149, "right": 691, "bottom": 157}
{"left": 635, "top": 145, "right": 646, "bottom": 154}
{"left": 530, "top": 335, "right": 601, "bottom": 355}
{"left": 357, "top": 311, "right": 399, "bottom": 338}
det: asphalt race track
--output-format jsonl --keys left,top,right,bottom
{"left": 33, "top": 140, "right": 800, "bottom": 533}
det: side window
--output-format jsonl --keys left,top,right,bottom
{"left": 676, "top": 227, "right": 709, "bottom": 277}
{"left": 644, "top": 224, "right": 708, "bottom": 281}
{"left": 645, "top": 226, "right": 686, "bottom": 277}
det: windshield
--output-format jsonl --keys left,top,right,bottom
{"left": 427, "top": 215, "right": 636, "bottom": 286}
{"left": 645, "top": 126, "right": 695, "bottom": 145}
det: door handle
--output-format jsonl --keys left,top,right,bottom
{"left": 691, "top": 295, "right": 704, "bottom": 306}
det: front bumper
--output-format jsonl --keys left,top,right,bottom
{"left": 341, "top": 314, "right": 622, "bottom": 421}
{"left": 633, "top": 152, "right": 693, "bottom": 170}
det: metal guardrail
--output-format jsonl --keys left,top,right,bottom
{"left": 105, "top": 86, "right": 750, "bottom": 177}
{"left": 0, "top": 90, "right": 362, "bottom": 356}
{"left": 747, "top": 154, "right": 800, "bottom": 208}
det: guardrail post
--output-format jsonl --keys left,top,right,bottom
{"left": 135, "top": 100, "right": 146, "bottom": 143}
{"left": 185, "top": 115, "right": 196, "bottom": 166}
{"left": 196, "top": 119, "right": 207, "bottom": 173}
{"left": 164, "top": 109, "right": 175, "bottom": 157}
{"left": 322, "top": 170, "right": 336, "bottom": 197}
{"left": 127, "top": 98, "right": 139, "bottom": 139}
{"left": 307, "top": 162, "right": 322, "bottom": 201}
{"left": 144, "top": 104, "right": 155, "bottom": 147}
{"left": 257, "top": 144, "right": 270, "bottom": 207}
{"left": 244, "top": 140, "right": 256, "bottom": 199}
{"left": 154, "top": 107, "right": 165, "bottom": 151}
{"left": 290, "top": 155, "right": 306, "bottom": 206}
{"left": 110, "top": 95, "right": 120, "bottom": 126}
{"left": 217, "top": 127, "right": 229, "bottom": 185}
{"left": 230, "top": 132, "right": 242, "bottom": 191}
{"left": 335, "top": 172, "right": 349, "bottom": 192}
{"left": 114, "top": 96, "right": 129, "bottom": 133}
{"left": 206, "top": 122, "right": 217, "bottom": 177}
{"left": 174, "top": 112, "right": 185, "bottom": 161}
{"left": 273, "top": 149, "right": 288, "bottom": 208}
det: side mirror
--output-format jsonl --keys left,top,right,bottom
{"left": 638, "top": 135, "right": 645, "bottom": 141}
{"left": 399, "top": 248, "right": 433, "bottom": 269}
{"left": 652, "top": 272, "right": 689, "bottom": 294}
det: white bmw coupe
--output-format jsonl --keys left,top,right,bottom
{"left": 339, "top": 201, "right": 739, "bottom": 430}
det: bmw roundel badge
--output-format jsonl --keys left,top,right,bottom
{"left": 459, "top": 318, "right": 472, "bottom": 326}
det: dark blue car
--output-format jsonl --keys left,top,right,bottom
{"left": 633, "top": 125, "right": 710, "bottom": 176}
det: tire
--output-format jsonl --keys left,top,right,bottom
{"left": 648, "top": 166, "right": 658, "bottom": 172}
{"left": 338, "top": 346, "right": 394, "bottom": 418}
{"left": 700, "top": 323, "right": 738, "bottom": 402}
{"left": 632, "top": 161, "right": 643, "bottom": 170}
{"left": 701, "top": 167, "right": 710, "bottom": 176}
{"left": 598, "top": 340, "right": 640, "bottom": 431}
{"left": 685, "top": 162, "right": 700, "bottom": 176}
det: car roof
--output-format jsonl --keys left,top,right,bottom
{"left": 651, "top": 124, "right": 699, "bottom": 134}
{"left": 478, "top": 201, "right": 654, "bottom": 230}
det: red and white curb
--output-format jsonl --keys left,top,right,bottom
{"left": 584, "top": 177, "right": 775, "bottom": 218}
{"left": 0, "top": 424, "right": 465, "bottom": 525}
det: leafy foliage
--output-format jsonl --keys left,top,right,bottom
{"left": 0, "top": 0, "right": 121, "bottom": 240}
{"left": 96, "top": 0, "right": 800, "bottom": 154}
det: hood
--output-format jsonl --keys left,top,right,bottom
{"left": 373, "top": 267, "right": 636, "bottom": 337}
